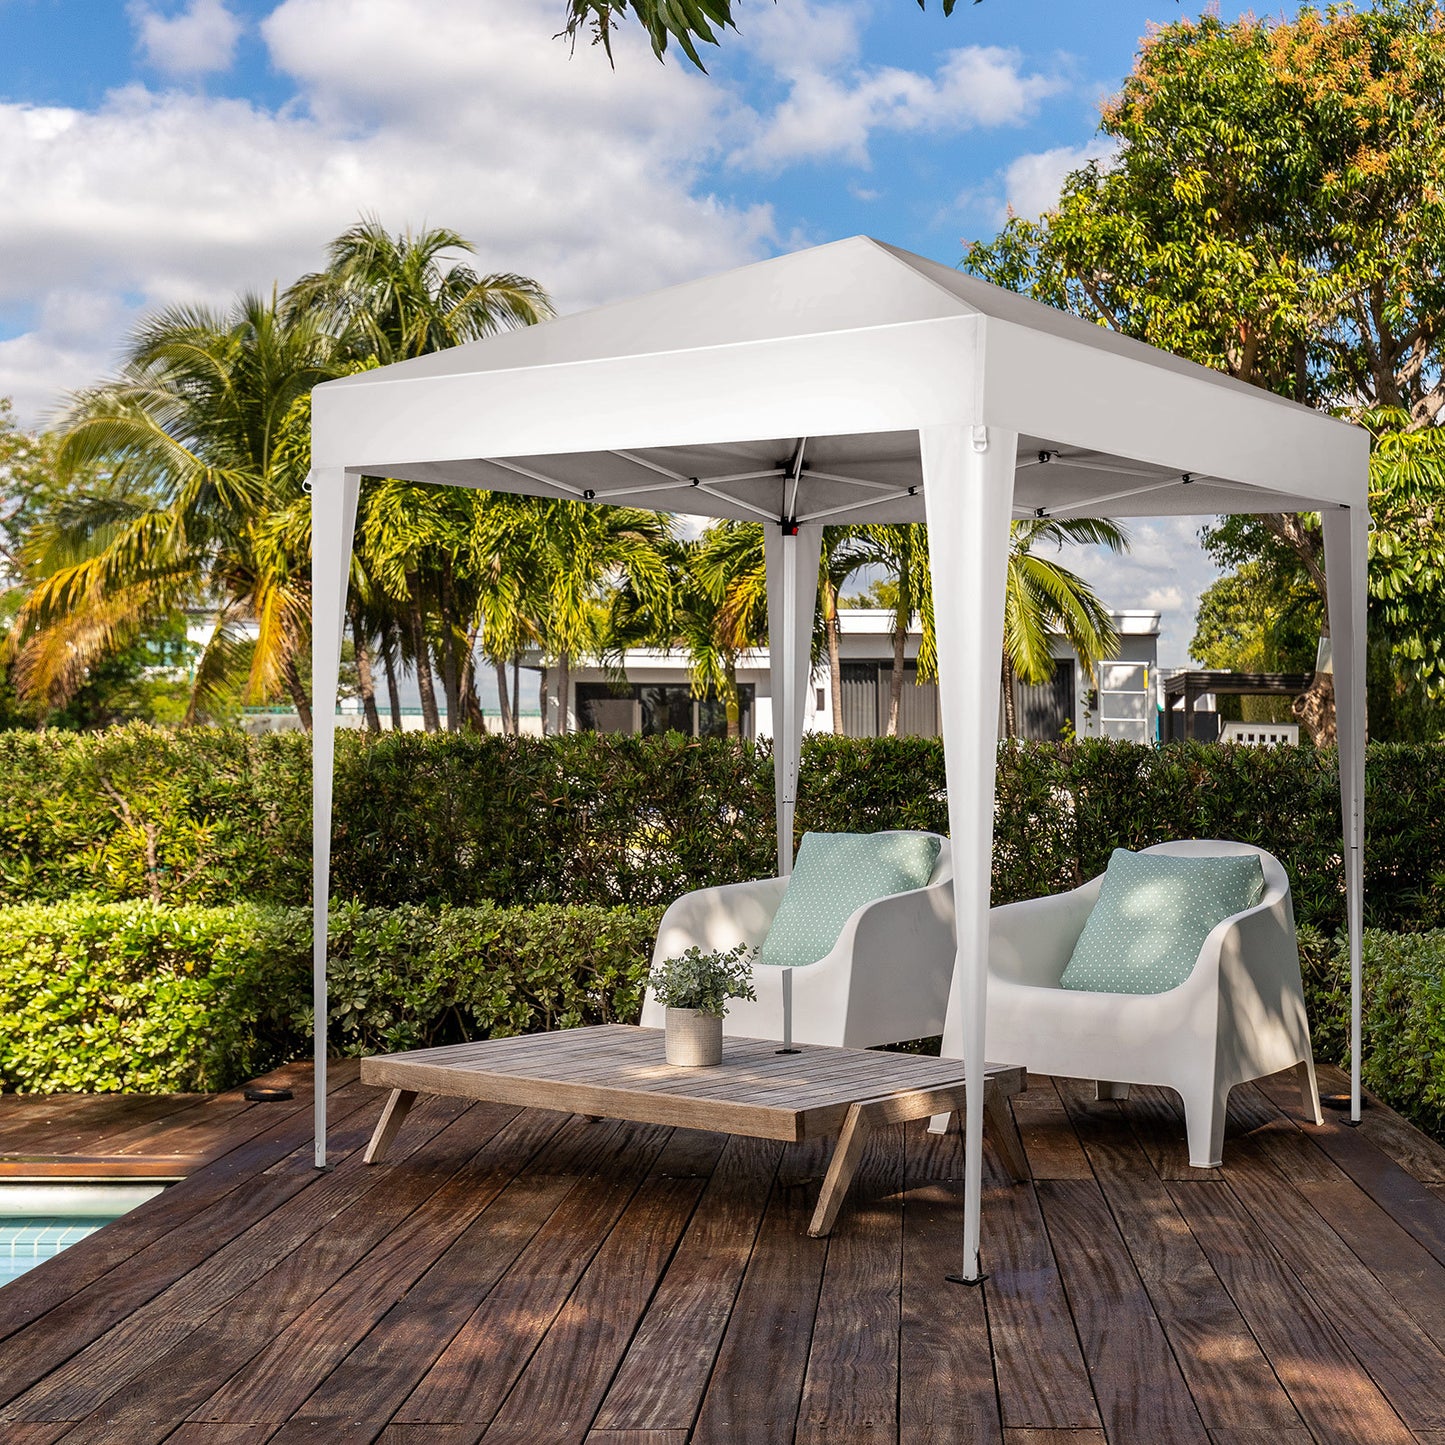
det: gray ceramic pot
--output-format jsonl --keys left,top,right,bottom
{"left": 664, "top": 1007, "right": 723, "bottom": 1066}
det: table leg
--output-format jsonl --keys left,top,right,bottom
{"left": 364, "top": 1088, "right": 418, "bottom": 1164}
{"left": 809, "top": 1101, "right": 872, "bottom": 1238}
{"left": 983, "top": 1082, "right": 1030, "bottom": 1183}
{"left": 808, "top": 1082, "right": 974, "bottom": 1238}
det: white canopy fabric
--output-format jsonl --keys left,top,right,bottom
{"left": 308, "top": 236, "right": 1370, "bottom": 1279}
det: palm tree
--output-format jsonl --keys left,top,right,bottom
{"left": 5, "top": 296, "right": 337, "bottom": 720}
{"left": 287, "top": 216, "right": 552, "bottom": 364}
{"left": 527, "top": 500, "right": 674, "bottom": 733}
{"left": 289, "top": 218, "right": 553, "bottom": 731}
{"left": 1001, "top": 517, "right": 1128, "bottom": 739}
{"left": 816, "top": 527, "right": 871, "bottom": 733}
{"left": 854, "top": 523, "right": 931, "bottom": 736}
{"left": 681, "top": 521, "right": 769, "bottom": 738}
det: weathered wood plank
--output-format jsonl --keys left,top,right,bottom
{"left": 1052, "top": 1076, "right": 1302, "bottom": 1430}
{"left": 1297, "top": 1177, "right": 1445, "bottom": 1352}
{"left": 1170, "top": 1179, "right": 1415, "bottom": 1445}
{"left": 375, "top": 1429, "right": 477, "bottom": 1445}
{"left": 281, "top": 1115, "right": 639, "bottom": 1426}
{"left": 478, "top": 1130, "right": 725, "bottom": 1444}
{"left": 1313, "top": 1063, "right": 1445, "bottom": 1183}
{"left": 0, "top": 1425, "right": 75, "bottom": 1444}
{"left": 1222, "top": 1138, "right": 1445, "bottom": 1431}
{"left": 1253, "top": 1097, "right": 1445, "bottom": 1270}
{"left": 0, "top": 1085, "right": 393, "bottom": 1421}
{"left": 264, "top": 1422, "right": 379, "bottom": 1445}
{"left": 382, "top": 1120, "right": 674, "bottom": 1428}
{"left": 190, "top": 1107, "right": 565, "bottom": 1427}
{"left": 0, "top": 1155, "right": 194, "bottom": 1180}
{"left": 0, "top": 1078, "right": 378, "bottom": 1401}
{"left": 689, "top": 1135, "right": 831, "bottom": 1445}
{"left": 1119, "top": 1084, "right": 1222, "bottom": 1180}
{"left": 0, "top": 1093, "right": 193, "bottom": 1156}
{"left": 795, "top": 1120, "right": 903, "bottom": 1445}
{"left": 0, "top": 1066, "right": 361, "bottom": 1346}
{"left": 1037, "top": 1178, "right": 1210, "bottom": 1442}
{"left": 161, "top": 1427, "right": 277, "bottom": 1444}
{"left": 985, "top": 1177, "right": 1099, "bottom": 1431}
{"left": 1218, "top": 1082, "right": 1344, "bottom": 1186}
{"left": 49, "top": 1101, "right": 513, "bottom": 1445}
{"left": 584, "top": 1434, "right": 688, "bottom": 1445}
{"left": 592, "top": 1135, "right": 780, "bottom": 1433}
{"left": 1007, "top": 1077, "right": 1091, "bottom": 1180}
{"left": 1203, "top": 1431, "right": 1315, "bottom": 1444}
{"left": 5, "top": 1068, "right": 1445, "bottom": 1445}
{"left": 899, "top": 1123, "right": 1003, "bottom": 1445}
{"left": 1002, "top": 1432, "right": 1108, "bottom": 1444}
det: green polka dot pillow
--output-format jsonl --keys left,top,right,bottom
{"left": 760, "top": 831, "right": 942, "bottom": 970}
{"left": 1059, "top": 848, "right": 1266, "bottom": 995}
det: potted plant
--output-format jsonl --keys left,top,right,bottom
{"left": 647, "top": 944, "right": 758, "bottom": 1066}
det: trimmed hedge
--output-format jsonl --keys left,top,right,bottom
{"left": 1302, "top": 927, "right": 1445, "bottom": 1139}
{"left": 5, "top": 725, "right": 1445, "bottom": 934}
{"left": 0, "top": 902, "right": 308, "bottom": 1093}
{"left": 0, "top": 900, "right": 661, "bottom": 1094}
{"left": 2, "top": 899, "right": 1440, "bottom": 1148}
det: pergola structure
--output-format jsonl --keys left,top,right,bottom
{"left": 1163, "top": 669, "right": 1315, "bottom": 741}
{"left": 308, "top": 236, "right": 1370, "bottom": 1280}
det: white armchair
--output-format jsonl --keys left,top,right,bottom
{"left": 986, "top": 839, "right": 1323, "bottom": 1168}
{"left": 640, "top": 833, "right": 955, "bottom": 1049}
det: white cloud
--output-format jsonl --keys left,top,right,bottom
{"left": 0, "top": 0, "right": 774, "bottom": 424}
{"left": 131, "top": 0, "right": 243, "bottom": 77}
{"left": 728, "top": 0, "right": 1067, "bottom": 171}
{"left": 996, "top": 137, "right": 1118, "bottom": 221}
{"left": 1069, "top": 515, "right": 1222, "bottom": 666}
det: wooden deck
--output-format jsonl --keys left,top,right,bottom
{"left": 1, "top": 1056, "right": 1444, "bottom": 1443}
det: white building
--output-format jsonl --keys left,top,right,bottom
{"left": 566, "top": 608, "right": 1160, "bottom": 744}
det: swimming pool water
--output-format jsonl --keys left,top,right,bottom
{"left": 0, "top": 1218, "right": 113, "bottom": 1284}
{"left": 0, "top": 1185, "right": 165, "bottom": 1285}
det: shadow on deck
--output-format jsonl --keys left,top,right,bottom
{"left": 1, "top": 1056, "right": 1444, "bottom": 1444}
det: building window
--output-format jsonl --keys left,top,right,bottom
{"left": 576, "top": 682, "right": 754, "bottom": 739}
{"left": 838, "top": 662, "right": 940, "bottom": 738}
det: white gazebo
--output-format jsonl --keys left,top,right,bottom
{"left": 308, "top": 236, "right": 1370, "bottom": 1280}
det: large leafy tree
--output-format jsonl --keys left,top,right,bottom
{"left": 965, "top": 0, "right": 1445, "bottom": 739}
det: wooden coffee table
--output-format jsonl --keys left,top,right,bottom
{"left": 360, "top": 1025, "right": 1026, "bottom": 1237}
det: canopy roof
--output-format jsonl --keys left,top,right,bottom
{"left": 311, "top": 235, "right": 1368, "bottom": 524}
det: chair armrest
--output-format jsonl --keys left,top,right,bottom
{"left": 989, "top": 882, "right": 1099, "bottom": 988}
{"left": 651, "top": 876, "right": 788, "bottom": 967}
{"left": 642, "top": 877, "right": 788, "bottom": 1030}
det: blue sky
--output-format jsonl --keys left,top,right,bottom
{"left": 0, "top": 0, "right": 1270, "bottom": 658}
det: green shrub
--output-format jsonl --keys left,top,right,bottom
{"left": 4, "top": 725, "right": 1445, "bottom": 938}
{"left": 0, "top": 725, "right": 312, "bottom": 907}
{"left": 2, "top": 895, "right": 1441, "bottom": 1148}
{"left": 1302, "top": 927, "right": 1445, "bottom": 1138}
{"left": 0, "top": 901, "right": 309, "bottom": 1093}
{"left": 0, "top": 899, "right": 661, "bottom": 1094}
{"left": 323, "top": 900, "right": 662, "bottom": 1057}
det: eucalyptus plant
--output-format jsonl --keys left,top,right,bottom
{"left": 647, "top": 943, "right": 758, "bottom": 1017}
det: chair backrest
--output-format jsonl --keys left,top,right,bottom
{"left": 1138, "top": 840, "right": 1289, "bottom": 907}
